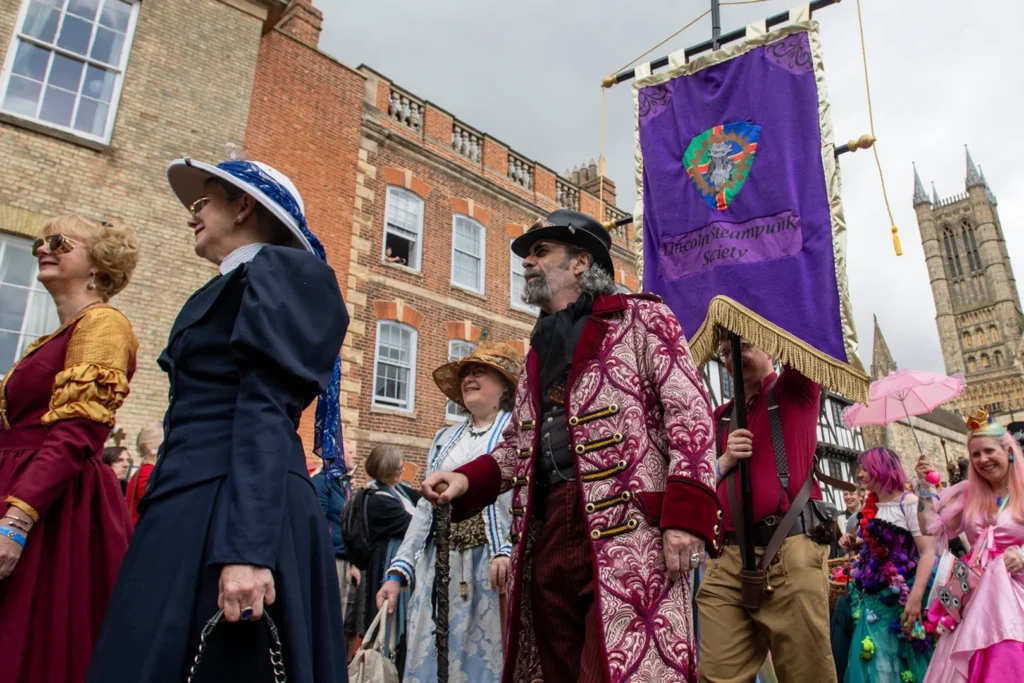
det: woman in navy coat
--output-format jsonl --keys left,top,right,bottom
{"left": 87, "top": 158, "right": 349, "bottom": 682}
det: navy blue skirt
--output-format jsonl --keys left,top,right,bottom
{"left": 86, "top": 474, "right": 346, "bottom": 682}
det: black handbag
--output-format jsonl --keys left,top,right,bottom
{"left": 187, "top": 609, "right": 286, "bottom": 683}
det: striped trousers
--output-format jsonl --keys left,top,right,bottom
{"left": 530, "top": 482, "right": 607, "bottom": 683}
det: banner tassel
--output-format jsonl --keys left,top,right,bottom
{"left": 891, "top": 226, "right": 903, "bottom": 256}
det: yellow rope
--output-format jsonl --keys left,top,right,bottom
{"left": 600, "top": 86, "right": 605, "bottom": 210}
{"left": 608, "top": 9, "right": 711, "bottom": 82}
{"left": 855, "top": 0, "right": 901, "bottom": 256}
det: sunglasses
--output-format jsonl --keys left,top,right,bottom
{"left": 189, "top": 196, "right": 212, "bottom": 216}
{"left": 31, "top": 234, "right": 82, "bottom": 257}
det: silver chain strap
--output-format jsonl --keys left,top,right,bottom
{"left": 187, "top": 609, "right": 286, "bottom": 683}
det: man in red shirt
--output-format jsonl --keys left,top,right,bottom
{"left": 696, "top": 339, "right": 837, "bottom": 682}
{"left": 126, "top": 421, "right": 163, "bottom": 526}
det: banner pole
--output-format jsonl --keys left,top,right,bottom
{"left": 730, "top": 333, "right": 756, "bottom": 571}
{"left": 711, "top": 0, "right": 722, "bottom": 49}
{"left": 607, "top": 0, "right": 841, "bottom": 86}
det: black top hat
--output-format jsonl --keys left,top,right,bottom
{"left": 511, "top": 209, "right": 615, "bottom": 278}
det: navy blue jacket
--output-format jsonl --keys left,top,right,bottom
{"left": 312, "top": 471, "right": 347, "bottom": 557}
{"left": 144, "top": 245, "right": 349, "bottom": 569}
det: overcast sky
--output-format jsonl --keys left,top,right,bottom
{"left": 319, "top": 0, "right": 1023, "bottom": 375}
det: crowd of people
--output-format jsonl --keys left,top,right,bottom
{"left": 0, "top": 154, "right": 1022, "bottom": 683}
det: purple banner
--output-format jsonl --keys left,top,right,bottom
{"left": 658, "top": 210, "right": 803, "bottom": 281}
{"left": 636, "top": 29, "right": 850, "bottom": 364}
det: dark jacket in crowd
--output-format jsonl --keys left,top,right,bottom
{"left": 312, "top": 470, "right": 348, "bottom": 558}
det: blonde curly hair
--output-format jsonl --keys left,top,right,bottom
{"left": 42, "top": 215, "right": 139, "bottom": 301}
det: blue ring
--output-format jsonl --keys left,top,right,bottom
{"left": 241, "top": 607, "right": 254, "bottom": 621}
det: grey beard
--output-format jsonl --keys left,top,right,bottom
{"left": 523, "top": 273, "right": 551, "bottom": 306}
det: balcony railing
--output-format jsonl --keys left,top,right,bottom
{"left": 451, "top": 121, "right": 481, "bottom": 162}
{"left": 508, "top": 152, "right": 533, "bottom": 190}
{"left": 556, "top": 177, "right": 579, "bottom": 210}
{"left": 388, "top": 87, "right": 423, "bottom": 132}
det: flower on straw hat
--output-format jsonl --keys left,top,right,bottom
{"left": 433, "top": 342, "right": 522, "bottom": 408}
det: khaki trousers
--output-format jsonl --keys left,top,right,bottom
{"left": 696, "top": 534, "right": 836, "bottom": 683}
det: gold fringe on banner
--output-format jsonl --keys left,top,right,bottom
{"left": 689, "top": 296, "right": 870, "bottom": 404}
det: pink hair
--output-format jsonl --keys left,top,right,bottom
{"left": 931, "top": 432, "right": 1024, "bottom": 536}
{"left": 857, "top": 447, "right": 907, "bottom": 494}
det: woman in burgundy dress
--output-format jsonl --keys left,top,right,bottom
{"left": 0, "top": 214, "right": 139, "bottom": 683}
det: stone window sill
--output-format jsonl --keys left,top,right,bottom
{"left": 371, "top": 405, "right": 417, "bottom": 419}
{"left": 451, "top": 282, "right": 487, "bottom": 301}
{"left": 381, "top": 260, "right": 424, "bottom": 277}
{"left": 0, "top": 112, "right": 112, "bottom": 154}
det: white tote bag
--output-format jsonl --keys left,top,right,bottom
{"left": 348, "top": 599, "right": 399, "bottom": 683}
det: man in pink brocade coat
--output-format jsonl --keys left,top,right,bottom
{"left": 423, "top": 210, "right": 722, "bottom": 683}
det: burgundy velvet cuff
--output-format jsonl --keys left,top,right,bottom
{"left": 660, "top": 476, "right": 724, "bottom": 556}
{"left": 451, "top": 455, "right": 502, "bottom": 523}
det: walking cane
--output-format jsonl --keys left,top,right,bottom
{"left": 434, "top": 482, "right": 451, "bottom": 683}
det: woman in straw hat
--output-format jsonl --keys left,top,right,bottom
{"left": 87, "top": 157, "right": 349, "bottom": 682}
{"left": 376, "top": 342, "right": 521, "bottom": 683}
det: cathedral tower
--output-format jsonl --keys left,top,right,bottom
{"left": 913, "top": 148, "right": 1024, "bottom": 421}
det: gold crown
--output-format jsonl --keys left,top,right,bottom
{"left": 965, "top": 409, "right": 991, "bottom": 432}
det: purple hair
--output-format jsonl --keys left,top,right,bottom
{"left": 857, "top": 447, "right": 907, "bottom": 494}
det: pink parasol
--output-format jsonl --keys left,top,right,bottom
{"left": 842, "top": 369, "right": 966, "bottom": 451}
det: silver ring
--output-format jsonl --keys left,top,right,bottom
{"left": 240, "top": 606, "right": 253, "bottom": 620}
{"left": 689, "top": 551, "right": 701, "bottom": 565}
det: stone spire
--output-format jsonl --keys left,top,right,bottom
{"left": 965, "top": 145, "right": 984, "bottom": 188}
{"left": 931, "top": 181, "right": 940, "bottom": 206}
{"left": 979, "top": 165, "right": 998, "bottom": 206}
{"left": 912, "top": 162, "right": 930, "bottom": 207}
{"left": 870, "top": 315, "right": 898, "bottom": 380}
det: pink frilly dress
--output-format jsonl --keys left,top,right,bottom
{"left": 923, "top": 488, "right": 1024, "bottom": 683}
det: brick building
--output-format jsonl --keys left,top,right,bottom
{"left": 0, "top": 0, "right": 638, "bottom": 476}
{"left": 243, "top": 3, "right": 638, "bottom": 475}
{"left": 0, "top": 0, "right": 283, "bottom": 450}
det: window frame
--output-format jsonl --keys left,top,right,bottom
{"left": 371, "top": 320, "right": 418, "bottom": 413}
{"left": 449, "top": 214, "right": 485, "bottom": 294}
{"left": 509, "top": 239, "right": 539, "bottom": 315}
{"left": 0, "top": 233, "right": 60, "bottom": 375}
{"left": 0, "top": 0, "right": 141, "bottom": 145}
{"left": 444, "top": 338, "right": 477, "bottom": 421}
{"left": 381, "top": 186, "right": 425, "bottom": 273}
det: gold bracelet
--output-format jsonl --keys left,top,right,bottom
{"left": 4, "top": 496, "right": 40, "bottom": 523}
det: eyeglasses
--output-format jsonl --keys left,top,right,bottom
{"left": 719, "top": 341, "right": 754, "bottom": 360}
{"left": 189, "top": 196, "right": 212, "bottom": 216}
{"left": 459, "top": 366, "right": 490, "bottom": 380}
{"left": 31, "top": 234, "right": 82, "bottom": 257}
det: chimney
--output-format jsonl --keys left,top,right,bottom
{"left": 571, "top": 157, "right": 618, "bottom": 208}
{"left": 277, "top": 0, "right": 323, "bottom": 48}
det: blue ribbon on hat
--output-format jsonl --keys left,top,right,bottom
{"left": 217, "top": 161, "right": 348, "bottom": 484}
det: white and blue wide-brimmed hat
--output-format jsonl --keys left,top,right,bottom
{"left": 166, "top": 157, "right": 347, "bottom": 479}
{"left": 167, "top": 157, "right": 317, "bottom": 254}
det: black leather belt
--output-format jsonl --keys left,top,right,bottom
{"left": 724, "top": 512, "right": 807, "bottom": 547}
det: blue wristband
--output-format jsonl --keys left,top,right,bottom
{"left": 0, "top": 526, "right": 26, "bottom": 548}
{"left": 716, "top": 459, "right": 725, "bottom": 479}
{"left": 385, "top": 571, "right": 404, "bottom": 585}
